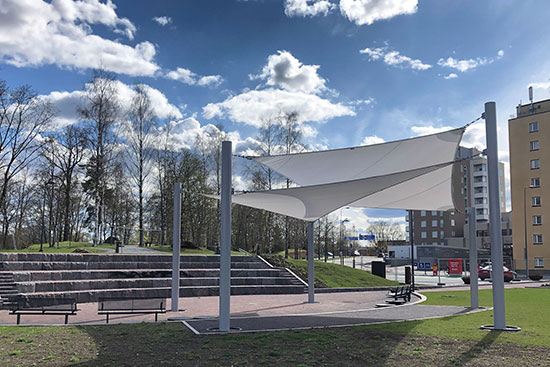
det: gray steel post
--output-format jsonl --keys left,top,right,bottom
{"left": 409, "top": 210, "right": 415, "bottom": 290}
{"left": 307, "top": 221, "right": 315, "bottom": 303}
{"left": 219, "top": 141, "right": 232, "bottom": 331}
{"left": 171, "top": 183, "right": 182, "bottom": 312}
{"left": 484, "top": 102, "right": 506, "bottom": 329}
{"left": 468, "top": 207, "right": 479, "bottom": 308}
{"left": 523, "top": 187, "right": 529, "bottom": 278}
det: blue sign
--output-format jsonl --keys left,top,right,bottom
{"left": 418, "top": 263, "right": 425, "bottom": 270}
{"left": 344, "top": 234, "right": 375, "bottom": 241}
{"left": 418, "top": 262, "right": 432, "bottom": 270}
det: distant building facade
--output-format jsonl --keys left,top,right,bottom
{"left": 509, "top": 94, "right": 550, "bottom": 273}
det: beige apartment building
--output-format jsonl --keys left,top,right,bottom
{"left": 509, "top": 96, "right": 550, "bottom": 273}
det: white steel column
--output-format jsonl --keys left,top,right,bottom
{"left": 484, "top": 101, "right": 506, "bottom": 329}
{"left": 468, "top": 207, "right": 479, "bottom": 309}
{"left": 307, "top": 221, "right": 315, "bottom": 303}
{"left": 171, "top": 183, "right": 182, "bottom": 312}
{"left": 219, "top": 141, "right": 232, "bottom": 332}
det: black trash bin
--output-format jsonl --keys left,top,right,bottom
{"left": 371, "top": 261, "right": 386, "bottom": 278}
{"left": 405, "top": 266, "right": 412, "bottom": 284}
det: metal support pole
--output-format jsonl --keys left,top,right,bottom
{"left": 307, "top": 221, "right": 315, "bottom": 303}
{"left": 468, "top": 207, "right": 479, "bottom": 308}
{"left": 484, "top": 102, "right": 506, "bottom": 329}
{"left": 219, "top": 141, "right": 232, "bottom": 331}
{"left": 409, "top": 210, "right": 415, "bottom": 290}
{"left": 171, "top": 183, "right": 181, "bottom": 312}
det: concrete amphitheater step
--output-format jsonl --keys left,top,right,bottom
{"left": 7, "top": 268, "right": 291, "bottom": 282}
{"left": 17, "top": 284, "right": 306, "bottom": 304}
{"left": 0, "top": 253, "right": 258, "bottom": 263}
{"left": 0, "top": 260, "right": 269, "bottom": 271}
{"left": 16, "top": 276, "right": 303, "bottom": 293}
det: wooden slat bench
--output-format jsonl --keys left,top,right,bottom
{"left": 386, "top": 285, "right": 412, "bottom": 304}
{"left": 9, "top": 298, "right": 78, "bottom": 325}
{"left": 98, "top": 298, "right": 166, "bottom": 323}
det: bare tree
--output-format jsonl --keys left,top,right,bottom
{"left": 124, "top": 84, "right": 155, "bottom": 247}
{"left": 0, "top": 80, "right": 55, "bottom": 236}
{"left": 78, "top": 70, "right": 120, "bottom": 245}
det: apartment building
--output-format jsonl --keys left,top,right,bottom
{"left": 406, "top": 147, "right": 506, "bottom": 249}
{"left": 509, "top": 94, "right": 550, "bottom": 273}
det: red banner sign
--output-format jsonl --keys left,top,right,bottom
{"left": 448, "top": 259, "right": 463, "bottom": 275}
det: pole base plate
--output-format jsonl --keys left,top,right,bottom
{"left": 480, "top": 325, "right": 521, "bottom": 332}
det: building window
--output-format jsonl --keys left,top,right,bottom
{"left": 534, "top": 258, "right": 544, "bottom": 268}
{"left": 474, "top": 175, "right": 487, "bottom": 183}
{"left": 533, "top": 234, "right": 543, "bottom": 245}
{"left": 475, "top": 197, "right": 488, "bottom": 205}
{"left": 530, "top": 141, "right": 539, "bottom": 151}
{"left": 531, "top": 178, "right": 541, "bottom": 188}
{"left": 474, "top": 187, "right": 487, "bottom": 194}
{"left": 533, "top": 215, "right": 542, "bottom": 225}
{"left": 431, "top": 211, "right": 438, "bottom": 215}
{"left": 451, "top": 219, "right": 455, "bottom": 226}
{"left": 529, "top": 122, "right": 539, "bottom": 133}
{"left": 420, "top": 210, "right": 426, "bottom": 216}
{"left": 476, "top": 208, "right": 488, "bottom": 216}
{"left": 440, "top": 231, "right": 444, "bottom": 239}
{"left": 532, "top": 196, "right": 541, "bottom": 207}
{"left": 432, "top": 231, "right": 438, "bottom": 238}
{"left": 473, "top": 163, "right": 486, "bottom": 172}
{"left": 531, "top": 159, "right": 540, "bottom": 170}
{"left": 450, "top": 211, "right": 455, "bottom": 216}
{"left": 420, "top": 220, "right": 426, "bottom": 228}
{"left": 451, "top": 231, "right": 456, "bottom": 236}
{"left": 431, "top": 220, "right": 438, "bottom": 227}
{"left": 432, "top": 242, "right": 438, "bottom": 246}
{"left": 421, "top": 232, "right": 427, "bottom": 239}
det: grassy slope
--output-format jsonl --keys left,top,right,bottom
{"left": 1, "top": 241, "right": 110, "bottom": 253}
{"left": 366, "top": 288, "right": 550, "bottom": 347}
{"left": 284, "top": 257, "right": 399, "bottom": 287}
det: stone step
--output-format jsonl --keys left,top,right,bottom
{"left": 16, "top": 277, "right": 302, "bottom": 292}
{"left": 10, "top": 268, "right": 291, "bottom": 282}
{"left": 0, "top": 261, "right": 268, "bottom": 271}
{"left": 18, "top": 284, "right": 306, "bottom": 303}
{"left": 0, "top": 253, "right": 258, "bottom": 263}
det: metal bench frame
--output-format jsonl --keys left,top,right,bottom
{"left": 9, "top": 298, "right": 78, "bottom": 325}
{"left": 97, "top": 297, "right": 167, "bottom": 323}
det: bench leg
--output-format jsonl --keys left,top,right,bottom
{"left": 16, "top": 314, "right": 20, "bottom": 325}
{"left": 65, "top": 314, "right": 69, "bottom": 324}
{"left": 106, "top": 314, "right": 109, "bottom": 324}
{"left": 155, "top": 313, "right": 158, "bottom": 322}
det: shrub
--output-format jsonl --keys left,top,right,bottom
{"left": 462, "top": 276, "right": 470, "bottom": 284}
{"left": 529, "top": 273, "right": 543, "bottom": 281}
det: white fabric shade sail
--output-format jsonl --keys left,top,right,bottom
{"left": 209, "top": 127, "right": 465, "bottom": 222}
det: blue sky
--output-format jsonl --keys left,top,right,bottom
{"left": 1, "top": 0, "right": 550, "bottom": 232}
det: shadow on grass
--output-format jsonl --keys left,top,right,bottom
{"left": 444, "top": 330, "right": 502, "bottom": 367}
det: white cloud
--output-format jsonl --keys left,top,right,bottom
{"left": 152, "top": 16, "right": 172, "bottom": 26}
{"left": 251, "top": 51, "right": 327, "bottom": 94}
{"left": 284, "top": 0, "right": 337, "bottom": 17}
{"left": 497, "top": 49, "right": 504, "bottom": 58}
{"left": 361, "top": 135, "right": 385, "bottom": 145}
{"left": 0, "top": 0, "right": 160, "bottom": 76}
{"left": 437, "top": 57, "right": 491, "bottom": 72}
{"left": 529, "top": 81, "right": 550, "bottom": 90}
{"left": 444, "top": 73, "right": 458, "bottom": 80}
{"left": 410, "top": 125, "right": 453, "bottom": 136}
{"left": 340, "top": 0, "right": 418, "bottom": 26}
{"left": 165, "top": 67, "right": 223, "bottom": 87}
{"left": 41, "top": 80, "right": 182, "bottom": 129}
{"left": 360, "top": 46, "right": 431, "bottom": 70}
{"left": 202, "top": 88, "right": 354, "bottom": 127}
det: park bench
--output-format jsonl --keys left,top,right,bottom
{"left": 9, "top": 297, "right": 78, "bottom": 325}
{"left": 386, "top": 285, "right": 412, "bottom": 304}
{"left": 97, "top": 297, "right": 166, "bottom": 323}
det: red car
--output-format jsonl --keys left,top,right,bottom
{"left": 478, "top": 265, "right": 517, "bottom": 282}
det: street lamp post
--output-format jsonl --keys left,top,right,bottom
{"left": 40, "top": 180, "right": 54, "bottom": 252}
{"left": 339, "top": 207, "right": 350, "bottom": 265}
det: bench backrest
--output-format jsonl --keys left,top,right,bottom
{"left": 98, "top": 298, "right": 166, "bottom": 312}
{"left": 11, "top": 298, "right": 77, "bottom": 312}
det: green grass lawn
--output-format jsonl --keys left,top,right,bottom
{"left": 0, "top": 288, "right": 548, "bottom": 366}
{"left": 1, "top": 241, "right": 111, "bottom": 253}
{"left": 366, "top": 288, "right": 550, "bottom": 347}
{"left": 282, "top": 257, "right": 399, "bottom": 287}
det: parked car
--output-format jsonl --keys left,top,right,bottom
{"left": 478, "top": 265, "right": 517, "bottom": 282}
